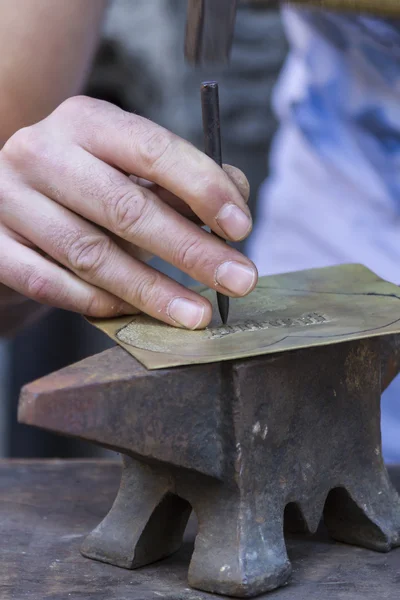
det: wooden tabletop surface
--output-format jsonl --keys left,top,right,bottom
{"left": 0, "top": 460, "right": 399, "bottom": 600}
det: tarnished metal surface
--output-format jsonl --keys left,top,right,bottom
{"left": 380, "top": 334, "right": 400, "bottom": 392}
{"left": 18, "top": 337, "right": 400, "bottom": 597}
{"left": 2, "top": 460, "right": 400, "bottom": 599}
{"left": 18, "top": 347, "right": 225, "bottom": 479}
{"left": 88, "top": 264, "right": 400, "bottom": 369}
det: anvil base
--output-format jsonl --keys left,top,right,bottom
{"left": 18, "top": 337, "right": 400, "bottom": 597}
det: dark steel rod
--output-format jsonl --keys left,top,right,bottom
{"left": 201, "top": 81, "right": 229, "bottom": 324}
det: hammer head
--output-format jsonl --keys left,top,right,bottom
{"left": 185, "top": 0, "right": 238, "bottom": 66}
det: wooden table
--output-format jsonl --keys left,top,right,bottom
{"left": 0, "top": 460, "right": 399, "bottom": 600}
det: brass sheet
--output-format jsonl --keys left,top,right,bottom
{"left": 88, "top": 264, "right": 400, "bottom": 370}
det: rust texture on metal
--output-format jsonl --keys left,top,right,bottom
{"left": 18, "top": 335, "right": 400, "bottom": 597}
{"left": 380, "top": 333, "right": 400, "bottom": 392}
{"left": 2, "top": 460, "right": 400, "bottom": 599}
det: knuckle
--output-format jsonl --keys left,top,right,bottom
{"left": 56, "top": 95, "right": 98, "bottom": 119}
{"left": 174, "top": 235, "right": 208, "bottom": 272}
{"left": 2, "top": 124, "right": 50, "bottom": 166}
{"left": 0, "top": 162, "right": 20, "bottom": 210}
{"left": 24, "top": 270, "right": 53, "bottom": 303}
{"left": 54, "top": 96, "right": 119, "bottom": 135}
{"left": 83, "top": 291, "right": 107, "bottom": 317}
{"left": 64, "top": 233, "right": 112, "bottom": 277}
{"left": 107, "top": 186, "right": 148, "bottom": 238}
{"left": 134, "top": 272, "right": 160, "bottom": 308}
{"left": 137, "top": 128, "right": 176, "bottom": 172}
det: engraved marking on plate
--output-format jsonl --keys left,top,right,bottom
{"left": 207, "top": 313, "right": 329, "bottom": 339}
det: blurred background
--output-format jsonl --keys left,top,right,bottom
{"left": 0, "top": 0, "right": 288, "bottom": 458}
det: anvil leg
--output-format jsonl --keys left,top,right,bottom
{"left": 81, "top": 456, "right": 191, "bottom": 568}
{"left": 181, "top": 479, "right": 291, "bottom": 597}
{"left": 324, "top": 470, "right": 400, "bottom": 552}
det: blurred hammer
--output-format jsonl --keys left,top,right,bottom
{"left": 185, "top": 0, "right": 394, "bottom": 66}
{"left": 185, "top": 0, "right": 238, "bottom": 66}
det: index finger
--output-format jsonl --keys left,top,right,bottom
{"left": 57, "top": 97, "right": 252, "bottom": 243}
{"left": 133, "top": 164, "right": 251, "bottom": 223}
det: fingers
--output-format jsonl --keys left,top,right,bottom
{"left": 15, "top": 148, "right": 257, "bottom": 297}
{"left": 0, "top": 229, "right": 136, "bottom": 318}
{"left": 0, "top": 96, "right": 258, "bottom": 330}
{"left": 135, "top": 164, "right": 250, "bottom": 223}
{"left": 92, "top": 110, "right": 252, "bottom": 240}
{"left": 33, "top": 97, "right": 253, "bottom": 242}
{"left": 1, "top": 195, "right": 213, "bottom": 329}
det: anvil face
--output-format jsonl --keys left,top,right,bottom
{"left": 88, "top": 264, "right": 400, "bottom": 369}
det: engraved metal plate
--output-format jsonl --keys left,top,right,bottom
{"left": 88, "top": 264, "right": 400, "bottom": 370}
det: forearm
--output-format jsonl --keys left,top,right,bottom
{"left": 0, "top": 0, "right": 108, "bottom": 141}
{"left": 0, "top": 0, "right": 108, "bottom": 335}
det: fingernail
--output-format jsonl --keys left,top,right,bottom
{"left": 168, "top": 297, "right": 205, "bottom": 329}
{"left": 215, "top": 261, "right": 256, "bottom": 295}
{"left": 216, "top": 203, "right": 252, "bottom": 241}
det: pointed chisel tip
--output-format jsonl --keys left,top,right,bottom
{"left": 217, "top": 292, "right": 229, "bottom": 325}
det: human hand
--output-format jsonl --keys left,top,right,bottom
{"left": 0, "top": 96, "right": 257, "bottom": 330}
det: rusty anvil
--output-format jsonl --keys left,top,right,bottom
{"left": 18, "top": 329, "right": 400, "bottom": 596}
